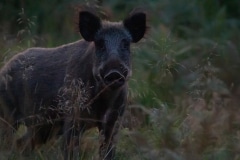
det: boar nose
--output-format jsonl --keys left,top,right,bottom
{"left": 103, "top": 70, "right": 125, "bottom": 89}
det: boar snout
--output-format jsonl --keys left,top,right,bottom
{"left": 103, "top": 70, "right": 125, "bottom": 89}
{"left": 98, "top": 58, "right": 130, "bottom": 89}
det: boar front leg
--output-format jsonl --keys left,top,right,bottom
{"left": 98, "top": 108, "right": 124, "bottom": 160}
{"left": 63, "top": 119, "right": 85, "bottom": 160}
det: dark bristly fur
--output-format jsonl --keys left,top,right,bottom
{"left": 0, "top": 10, "right": 146, "bottom": 160}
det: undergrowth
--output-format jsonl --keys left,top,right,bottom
{"left": 1, "top": 0, "right": 240, "bottom": 159}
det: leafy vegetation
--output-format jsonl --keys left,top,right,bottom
{"left": 1, "top": 0, "right": 240, "bottom": 159}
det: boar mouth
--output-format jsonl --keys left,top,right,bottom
{"left": 103, "top": 70, "right": 125, "bottom": 89}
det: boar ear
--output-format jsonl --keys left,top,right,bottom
{"left": 79, "top": 11, "right": 101, "bottom": 41}
{"left": 123, "top": 12, "right": 146, "bottom": 43}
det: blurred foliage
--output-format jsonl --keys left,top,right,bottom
{"left": 1, "top": 0, "right": 240, "bottom": 159}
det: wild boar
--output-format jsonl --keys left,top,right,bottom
{"left": 0, "top": 10, "right": 146, "bottom": 160}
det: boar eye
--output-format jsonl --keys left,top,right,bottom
{"left": 121, "top": 39, "right": 130, "bottom": 50}
{"left": 96, "top": 39, "right": 106, "bottom": 51}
